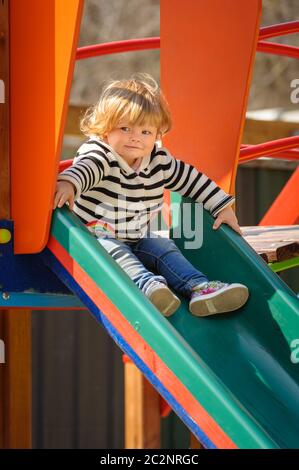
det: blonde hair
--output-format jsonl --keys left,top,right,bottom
{"left": 80, "top": 73, "right": 172, "bottom": 138}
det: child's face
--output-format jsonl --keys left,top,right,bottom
{"left": 104, "top": 120, "right": 159, "bottom": 167}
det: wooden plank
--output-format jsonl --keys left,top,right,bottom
{"left": 245, "top": 241, "right": 299, "bottom": 263}
{"left": 242, "top": 225, "right": 299, "bottom": 263}
{"left": 1, "top": 310, "right": 32, "bottom": 448}
{"left": 124, "top": 361, "right": 161, "bottom": 448}
{"left": 243, "top": 116, "right": 299, "bottom": 146}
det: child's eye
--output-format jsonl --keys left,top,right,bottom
{"left": 121, "top": 127, "right": 130, "bottom": 132}
{"left": 142, "top": 130, "right": 152, "bottom": 135}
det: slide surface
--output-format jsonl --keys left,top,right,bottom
{"left": 43, "top": 204, "right": 299, "bottom": 449}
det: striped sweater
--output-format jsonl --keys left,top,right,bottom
{"left": 58, "top": 137, "right": 235, "bottom": 242}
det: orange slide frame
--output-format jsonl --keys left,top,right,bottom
{"left": 161, "top": 0, "right": 262, "bottom": 193}
{"left": 10, "top": 0, "right": 83, "bottom": 254}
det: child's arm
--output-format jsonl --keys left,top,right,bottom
{"left": 54, "top": 141, "right": 110, "bottom": 210}
{"left": 159, "top": 148, "right": 241, "bottom": 234}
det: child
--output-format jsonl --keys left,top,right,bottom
{"left": 54, "top": 74, "right": 249, "bottom": 317}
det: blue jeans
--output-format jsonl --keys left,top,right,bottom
{"left": 97, "top": 232, "right": 208, "bottom": 298}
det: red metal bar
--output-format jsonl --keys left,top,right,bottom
{"left": 76, "top": 37, "right": 160, "bottom": 60}
{"left": 59, "top": 159, "right": 72, "bottom": 172}
{"left": 259, "top": 21, "right": 299, "bottom": 40}
{"left": 257, "top": 41, "right": 299, "bottom": 60}
{"left": 75, "top": 34, "right": 299, "bottom": 63}
{"left": 240, "top": 145, "right": 299, "bottom": 163}
{"left": 60, "top": 145, "right": 299, "bottom": 172}
{"left": 239, "top": 136, "right": 299, "bottom": 159}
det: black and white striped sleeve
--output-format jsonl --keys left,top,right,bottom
{"left": 58, "top": 141, "right": 110, "bottom": 198}
{"left": 160, "top": 148, "right": 235, "bottom": 217}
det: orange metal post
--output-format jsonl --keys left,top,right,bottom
{"left": 10, "top": 0, "right": 83, "bottom": 254}
{"left": 259, "top": 167, "right": 299, "bottom": 225}
{"left": 160, "top": 0, "right": 261, "bottom": 193}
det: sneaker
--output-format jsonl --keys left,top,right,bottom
{"left": 189, "top": 281, "right": 249, "bottom": 317}
{"left": 145, "top": 282, "right": 181, "bottom": 317}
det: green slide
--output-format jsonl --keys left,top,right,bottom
{"left": 172, "top": 198, "right": 299, "bottom": 448}
{"left": 48, "top": 201, "right": 299, "bottom": 449}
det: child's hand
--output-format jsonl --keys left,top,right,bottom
{"left": 213, "top": 206, "right": 243, "bottom": 235}
{"left": 53, "top": 181, "right": 75, "bottom": 210}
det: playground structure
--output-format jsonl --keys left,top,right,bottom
{"left": 0, "top": 0, "right": 299, "bottom": 448}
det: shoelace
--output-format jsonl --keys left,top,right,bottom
{"left": 193, "top": 280, "right": 228, "bottom": 295}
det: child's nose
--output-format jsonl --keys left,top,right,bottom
{"left": 130, "top": 132, "right": 141, "bottom": 141}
